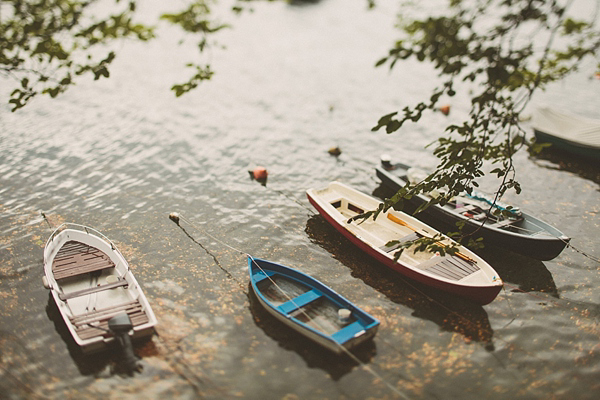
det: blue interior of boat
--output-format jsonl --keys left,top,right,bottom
{"left": 251, "top": 269, "right": 275, "bottom": 285}
{"left": 277, "top": 289, "right": 323, "bottom": 314}
{"left": 330, "top": 321, "right": 366, "bottom": 343}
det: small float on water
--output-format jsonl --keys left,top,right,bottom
{"left": 248, "top": 257, "right": 380, "bottom": 354}
{"left": 306, "top": 181, "right": 504, "bottom": 305}
{"left": 376, "top": 158, "right": 571, "bottom": 261}
{"left": 43, "top": 223, "right": 157, "bottom": 362}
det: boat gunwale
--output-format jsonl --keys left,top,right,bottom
{"left": 308, "top": 182, "right": 501, "bottom": 287}
{"left": 532, "top": 106, "right": 600, "bottom": 148}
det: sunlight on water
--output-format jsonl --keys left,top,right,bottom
{"left": 0, "top": 0, "right": 598, "bottom": 399}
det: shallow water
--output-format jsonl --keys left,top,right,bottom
{"left": 1, "top": 0, "right": 599, "bottom": 399}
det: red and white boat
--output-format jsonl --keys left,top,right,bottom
{"left": 306, "top": 182, "right": 503, "bottom": 305}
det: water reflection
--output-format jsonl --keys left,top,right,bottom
{"left": 45, "top": 293, "right": 158, "bottom": 376}
{"left": 304, "top": 214, "right": 495, "bottom": 349}
{"left": 476, "top": 246, "right": 559, "bottom": 298}
{"left": 247, "top": 286, "right": 377, "bottom": 381}
{"left": 529, "top": 150, "right": 600, "bottom": 186}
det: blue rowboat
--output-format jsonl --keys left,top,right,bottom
{"left": 248, "top": 257, "right": 380, "bottom": 354}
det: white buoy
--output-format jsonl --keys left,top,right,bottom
{"left": 380, "top": 154, "right": 392, "bottom": 168}
{"left": 169, "top": 212, "right": 180, "bottom": 224}
{"left": 338, "top": 308, "right": 352, "bottom": 321}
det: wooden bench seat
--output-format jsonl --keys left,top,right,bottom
{"left": 70, "top": 300, "right": 149, "bottom": 340}
{"left": 379, "top": 232, "right": 421, "bottom": 253}
{"left": 492, "top": 217, "right": 523, "bottom": 228}
{"left": 52, "top": 241, "right": 115, "bottom": 280}
{"left": 421, "top": 255, "right": 480, "bottom": 281}
{"left": 59, "top": 278, "right": 128, "bottom": 301}
{"left": 278, "top": 289, "right": 322, "bottom": 315}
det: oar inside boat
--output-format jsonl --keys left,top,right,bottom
{"left": 385, "top": 213, "right": 476, "bottom": 263}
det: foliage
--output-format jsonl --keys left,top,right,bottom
{"left": 160, "top": 1, "right": 229, "bottom": 97}
{"left": 367, "top": 0, "right": 599, "bottom": 248}
{"left": 0, "top": 0, "right": 154, "bottom": 111}
{"left": 159, "top": 1, "right": 280, "bottom": 97}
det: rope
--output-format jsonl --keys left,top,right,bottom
{"left": 565, "top": 242, "right": 600, "bottom": 263}
{"left": 172, "top": 216, "right": 247, "bottom": 293}
{"left": 170, "top": 212, "right": 409, "bottom": 399}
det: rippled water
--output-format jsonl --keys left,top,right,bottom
{"left": 1, "top": 0, "right": 599, "bottom": 399}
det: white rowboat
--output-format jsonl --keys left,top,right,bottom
{"left": 43, "top": 223, "right": 157, "bottom": 353}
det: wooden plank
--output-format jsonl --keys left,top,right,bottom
{"left": 492, "top": 217, "right": 522, "bottom": 228}
{"left": 379, "top": 232, "right": 421, "bottom": 253}
{"left": 277, "top": 289, "right": 322, "bottom": 315}
{"left": 54, "top": 257, "right": 111, "bottom": 273}
{"left": 53, "top": 250, "right": 109, "bottom": 270}
{"left": 75, "top": 312, "right": 150, "bottom": 340}
{"left": 70, "top": 301, "right": 141, "bottom": 325}
{"left": 59, "top": 279, "right": 128, "bottom": 301}
{"left": 52, "top": 241, "right": 115, "bottom": 280}
{"left": 424, "top": 256, "right": 481, "bottom": 281}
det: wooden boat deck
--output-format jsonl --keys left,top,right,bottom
{"left": 70, "top": 300, "right": 149, "bottom": 340}
{"left": 52, "top": 241, "right": 115, "bottom": 280}
{"left": 417, "top": 255, "right": 480, "bottom": 281}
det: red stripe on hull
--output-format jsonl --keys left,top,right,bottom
{"left": 307, "top": 194, "right": 501, "bottom": 305}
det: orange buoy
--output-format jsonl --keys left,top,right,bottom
{"left": 439, "top": 105, "right": 451, "bottom": 115}
{"left": 328, "top": 146, "right": 341, "bottom": 156}
{"left": 252, "top": 166, "right": 268, "bottom": 181}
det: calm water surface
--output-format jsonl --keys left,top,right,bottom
{"left": 1, "top": 1, "right": 599, "bottom": 399}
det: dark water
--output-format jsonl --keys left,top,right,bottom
{"left": 1, "top": 0, "right": 599, "bottom": 399}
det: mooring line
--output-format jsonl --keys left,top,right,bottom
{"left": 566, "top": 242, "right": 600, "bottom": 263}
{"left": 169, "top": 211, "right": 410, "bottom": 399}
{"left": 268, "top": 187, "right": 315, "bottom": 214}
{"left": 170, "top": 213, "right": 248, "bottom": 294}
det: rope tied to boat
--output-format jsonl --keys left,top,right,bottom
{"left": 169, "top": 211, "right": 410, "bottom": 400}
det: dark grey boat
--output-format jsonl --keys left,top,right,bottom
{"left": 375, "top": 159, "right": 571, "bottom": 261}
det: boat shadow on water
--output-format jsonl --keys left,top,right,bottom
{"left": 475, "top": 246, "right": 559, "bottom": 298}
{"left": 305, "top": 214, "right": 496, "bottom": 350}
{"left": 247, "top": 285, "right": 377, "bottom": 381}
{"left": 45, "top": 293, "right": 158, "bottom": 376}
{"left": 529, "top": 149, "right": 600, "bottom": 186}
